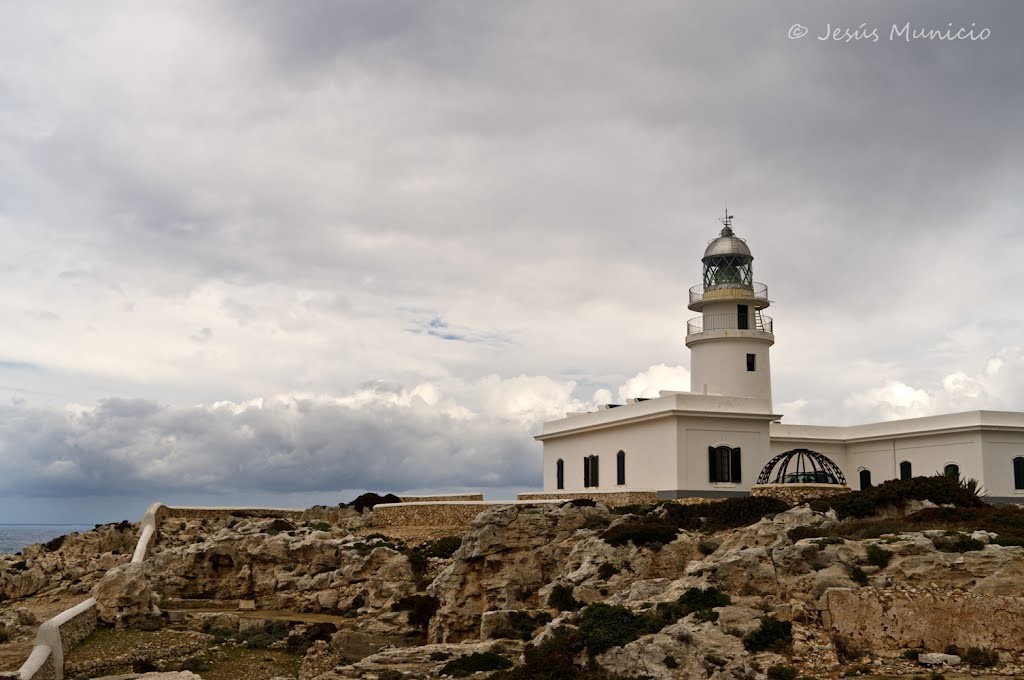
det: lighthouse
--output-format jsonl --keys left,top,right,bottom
{"left": 685, "top": 214, "right": 774, "bottom": 407}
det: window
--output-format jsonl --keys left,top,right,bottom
{"left": 899, "top": 460, "right": 912, "bottom": 481}
{"left": 708, "top": 446, "right": 741, "bottom": 483}
{"left": 1014, "top": 457, "right": 1024, "bottom": 490}
{"left": 737, "top": 304, "right": 749, "bottom": 330}
{"left": 746, "top": 353, "right": 756, "bottom": 372}
{"left": 616, "top": 450, "right": 626, "bottom": 485}
{"left": 859, "top": 469, "right": 872, "bottom": 489}
{"left": 556, "top": 459, "right": 564, "bottom": 490}
{"left": 944, "top": 463, "right": 960, "bottom": 480}
{"left": 584, "top": 455, "right": 599, "bottom": 488}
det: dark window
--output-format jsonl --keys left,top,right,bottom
{"left": 1014, "top": 457, "right": 1024, "bottom": 490}
{"left": 583, "top": 455, "right": 599, "bottom": 488}
{"left": 737, "top": 304, "right": 749, "bottom": 330}
{"left": 708, "top": 445, "right": 741, "bottom": 483}
{"left": 899, "top": 460, "right": 912, "bottom": 481}
{"left": 616, "top": 450, "right": 626, "bottom": 485}
{"left": 944, "top": 463, "right": 959, "bottom": 480}
{"left": 556, "top": 459, "right": 564, "bottom": 490}
{"left": 746, "top": 353, "right": 756, "bottom": 372}
{"left": 859, "top": 469, "right": 872, "bottom": 489}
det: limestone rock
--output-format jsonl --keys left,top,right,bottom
{"left": 919, "top": 652, "right": 961, "bottom": 666}
{"left": 93, "top": 562, "right": 161, "bottom": 625}
{"left": 428, "top": 502, "right": 613, "bottom": 642}
{"left": 597, "top": 620, "right": 757, "bottom": 680}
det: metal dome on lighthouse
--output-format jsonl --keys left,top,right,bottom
{"left": 686, "top": 212, "right": 775, "bottom": 407}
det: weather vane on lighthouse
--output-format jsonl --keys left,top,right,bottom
{"left": 720, "top": 207, "right": 734, "bottom": 235}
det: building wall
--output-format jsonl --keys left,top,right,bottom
{"left": 688, "top": 335, "right": 773, "bottom": 403}
{"left": 541, "top": 417, "right": 677, "bottom": 492}
{"left": 678, "top": 416, "right": 772, "bottom": 493}
{"left": 981, "top": 431, "right": 1024, "bottom": 500}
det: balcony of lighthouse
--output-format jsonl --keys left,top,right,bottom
{"left": 688, "top": 281, "right": 770, "bottom": 312}
{"left": 685, "top": 312, "right": 774, "bottom": 343}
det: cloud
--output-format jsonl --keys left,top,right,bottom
{"left": 617, "top": 364, "right": 691, "bottom": 402}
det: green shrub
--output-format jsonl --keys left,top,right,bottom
{"left": 810, "top": 475, "right": 985, "bottom": 520}
{"left": 266, "top": 518, "right": 295, "bottom": 533}
{"left": 180, "top": 657, "right": 211, "bottom": 673}
{"left": 931, "top": 533, "right": 986, "bottom": 553}
{"left": 286, "top": 621, "right": 337, "bottom": 652}
{"left": 743, "top": 616, "right": 792, "bottom": 653}
{"left": 392, "top": 594, "right": 439, "bottom": 630}
{"left": 489, "top": 626, "right": 634, "bottom": 680}
{"left": 132, "top": 660, "right": 157, "bottom": 673}
{"left": 583, "top": 515, "right": 611, "bottom": 531}
{"left": 421, "top": 535, "right": 463, "bottom": 559}
{"left": 662, "top": 496, "right": 791, "bottom": 532}
{"left": 697, "top": 539, "right": 720, "bottom": 555}
{"left": 832, "top": 634, "right": 866, "bottom": 663}
{"left": 429, "top": 651, "right": 452, "bottom": 661}
{"left": 42, "top": 534, "right": 67, "bottom": 552}
{"left": 767, "top": 665, "right": 799, "bottom": 680}
{"left": 579, "top": 604, "right": 650, "bottom": 655}
{"left": 601, "top": 518, "right": 678, "bottom": 547}
{"left": 901, "top": 649, "right": 920, "bottom": 661}
{"left": 548, "top": 584, "right": 581, "bottom": 611}
{"left": 489, "top": 610, "right": 553, "bottom": 640}
{"left": 678, "top": 586, "right": 731, "bottom": 612}
{"left": 237, "top": 620, "right": 289, "bottom": 648}
{"left": 307, "top": 521, "right": 331, "bottom": 532}
{"left": 378, "top": 671, "right": 405, "bottom": 680}
{"left": 440, "top": 652, "right": 513, "bottom": 677}
{"left": 865, "top": 544, "right": 892, "bottom": 568}
{"left": 849, "top": 566, "right": 869, "bottom": 586}
{"left": 346, "top": 492, "right": 402, "bottom": 512}
{"left": 664, "top": 655, "right": 679, "bottom": 669}
{"left": 962, "top": 646, "right": 998, "bottom": 667}
{"left": 692, "top": 609, "right": 719, "bottom": 623}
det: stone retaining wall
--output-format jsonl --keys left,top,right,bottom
{"left": 399, "top": 494, "right": 484, "bottom": 503}
{"left": 371, "top": 501, "right": 563, "bottom": 528}
{"left": 822, "top": 587, "right": 1024, "bottom": 652}
{"left": 751, "top": 484, "right": 850, "bottom": 504}
{"left": 155, "top": 506, "right": 307, "bottom": 523}
{"left": 516, "top": 491, "right": 659, "bottom": 507}
{"left": 54, "top": 606, "right": 96, "bottom": 661}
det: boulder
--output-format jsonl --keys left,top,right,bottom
{"left": 919, "top": 652, "right": 961, "bottom": 666}
{"left": 93, "top": 562, "right": 161, "bottom": 625}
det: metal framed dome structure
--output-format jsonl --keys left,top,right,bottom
{"left": 756, "top": 448, "right": 848, "bottom": 485}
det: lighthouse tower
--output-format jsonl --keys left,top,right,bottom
{"left": 685, "top": 214, "right": 774, "bottom": 407}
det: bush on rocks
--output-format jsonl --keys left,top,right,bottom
{"left": 346, "top": 492, "right": 402, "bottom": 513}
{"left": 439, "top": 651, "right": 513, "bottom": 677}
{"left": 392, "top": 594, "right": 440, "bottom": 631}
{"left": 742, "top": 616, "right": 792, "bottom": 653}
{"left": 809, "top": 475, "right": 985, "bottom": 520}
{"left": 548, "top": 584, "right": 581, "bottom": 611}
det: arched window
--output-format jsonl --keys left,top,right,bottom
{"left": 944, "top": 463, "right": 960, "bottom": 480}
{"left": 616, "top": 450, "right": 626, "bottom": 485}
{"left": 556, "top": 459, "right": 564, "bottom": 490}
{"left": 899, "top": 460, "right": 912, "bottom": 481}
{"left": 1014, "top": 457, "right": 1024, "bottom": 490}
{"left": 708, "top": 446, "right": 741, "bottom": 483}
{"left": 583, "top": 455, "right": 599, "bottom": 488}
{"left": 859, "top": 468, "right": 872, "bottom": 489}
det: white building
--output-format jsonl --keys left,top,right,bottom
{"left": 535, "top": 217, "right": 1024, "bottom": 503}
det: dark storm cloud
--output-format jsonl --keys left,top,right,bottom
{"left": 0, "top": 395, "right": 538, "bottom": 498}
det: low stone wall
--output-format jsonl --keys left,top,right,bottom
{"left": 400, "top": 493, "right": 484, "bottom": 503}
{"left": 155, "top": 506, "right": 307, "bottom": 523}
{"left": 371, "top": 501, "right": 563, "bottom": 528}
{"left": 516, "top": 491, "right": 659, "bottom": 507}
{"left": 54, "top": 606, "right": 96, "bottom": 662}
{"left": 751, "top": 484, "right": 850, "bottom": 504}
{"left": 822, "top": 587, "right": 1024, "bottom": 652}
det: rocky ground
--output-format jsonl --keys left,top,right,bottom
{"left": 4, "top": 483, "right": 1024, "bottom": 679}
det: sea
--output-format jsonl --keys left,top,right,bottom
{"left": 0, "top": 524, "right": 96, "bottom": 555}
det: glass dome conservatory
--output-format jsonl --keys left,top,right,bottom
{"left": 756, "top": 448, "right": 848, "bottom": 485}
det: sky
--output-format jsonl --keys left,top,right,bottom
{"left": 1, "top": 1, "right": 1023, "bottom": 523}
